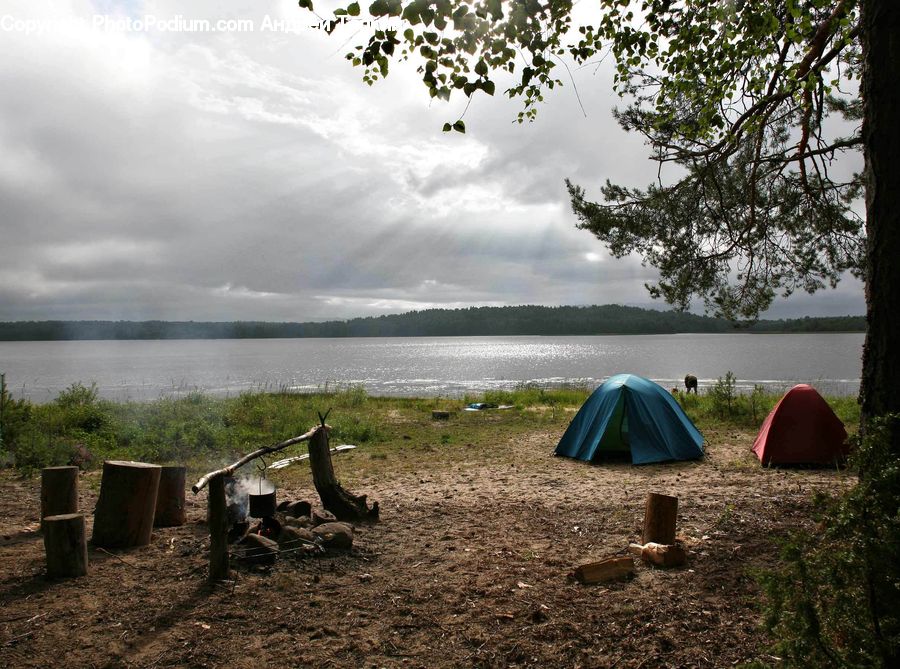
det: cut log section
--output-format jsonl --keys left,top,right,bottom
{"left": 91, "top": 460, "right": 161, "bottom": 548}
{"left": 628, "top": 542, "right": 688, "bottom": 568}
{"left": 571, "top": 556, "right": 635, "bottom": 584}
{"left": 642, "top": 492, "right": 678, "bottom": 545}
{"left": 43, "top": 513, "right": 88, "bottom": 578}
{"left": 154, "top": 465, "right": 187, "bottom": 527}
{"left": 41, "top": 466, "right": 79, "bottom": 531}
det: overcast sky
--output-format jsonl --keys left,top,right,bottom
{"left": 0, "top": 0, "right": 865, "bottom": 323}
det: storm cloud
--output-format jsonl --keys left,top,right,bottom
{"left": 0, "top": 0, "right": 864, "bottom": 322}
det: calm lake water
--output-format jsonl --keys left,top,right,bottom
{"left": 0, "top": 333, "right": 864, "bottom": 403}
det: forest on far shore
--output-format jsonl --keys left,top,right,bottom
{"left": 0, "top": 305, "right": 865, "bottom": 341}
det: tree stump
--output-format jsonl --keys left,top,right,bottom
{"left": 41, "top": 466, "right": 79, "bottom": 531}
{"left": 43, "top": 513, "right": 88, "bottom": 578}
{"left": 642, "top": 492, "right": 678, "bottom": 545}
{"left": 154, "top": 465, "right": 187, "bottom": 527}
{"left": 91, "top": 460, "right": 161, "bottom": 548}
{"left": 308, "top": 425, "right": 378, "bottom": 522}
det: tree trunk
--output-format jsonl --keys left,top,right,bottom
{"left": 43, "top": 513, "right": 88, "bottom": 578}
{"left": 154, "top": 465, "right": 186, "bottom": 527}
{"left": 91, "top": 460, "right": 161, "bottom": 548}
{"left": 207, "top": 474, "right": 230, "bottom": 581}
{"left": 860, "top": 0, "right": 900, "bottom": 448}
{"left": 642, "top": 493, "right": 678, "bottom": 545}
{"left": 40, "top": 466, "right": 79, "bottom": 530}
{"left": 308, "top": 425, "right": 378, "bottom": 522}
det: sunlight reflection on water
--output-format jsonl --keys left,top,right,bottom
{"left": 0, "top": 333, "right": 863, "bottom": 402}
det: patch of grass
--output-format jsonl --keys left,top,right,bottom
{"left": 0, "top": 382, "right": 859, "bottom": 479}
{"left": 726, "top": 456, "right": 759, "bottom": 472}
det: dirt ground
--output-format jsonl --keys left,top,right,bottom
{"left": 0, "top": 429, "right": 854, "bottom": 668}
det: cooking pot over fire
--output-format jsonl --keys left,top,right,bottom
{"left": 249, "top": 490, "right": 276, "bottom": 518}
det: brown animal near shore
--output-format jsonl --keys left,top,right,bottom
{"left": 684, "top": 374, "right": 698, "bottom": 394}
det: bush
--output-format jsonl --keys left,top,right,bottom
{"left": 709, "top": 371, "right": 738, "bottom": 417}
{"left": 757, "top": 415, "right": 900, "bottom": 667}
{"left": 334, "top": 384, "right": 368, "bottom": 407}
{"left": 747, "top": 384, "right": 767, "bottom": 425}
{"left": 7, "top": 429, "right": 72, "bottom": 471}
{"left": 1, "top": 378, "right": 32, "bottom": 463}
{"left": 55, "top": 381, "right": 99, "bottom": 408}
{"left": 54, "top": 382, "right": 111, "bottom": 434}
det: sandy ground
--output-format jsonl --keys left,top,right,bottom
{"left": 0, "top": 429, "right": 854, "bottom": 668}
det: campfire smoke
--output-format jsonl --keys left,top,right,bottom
{"left": 225, "top": 475, "right": 275, "bottom": 524}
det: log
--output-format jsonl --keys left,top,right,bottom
{"left": 208, "top": 474, "right": 230, "bottom": 581}
{"left": 642, "top": 492, "right": 678, "bottom": 545}
{"left": 43, "top": 513, "right": 88, "bottom": 578}
{"left": 192, "top": 427, "right": 318, "bottom": 493}
{"left": 91, "top": 460, "right": 161, "bottom": 548}
{"left": 41, "top": 466, "right": 79, "bottom": 530}
{"left": 628, "top": 542, "right": 688, "bottom": 568}
{"left": 431, "top": 410, "right": 450, "bottom": 420}
{"left": 571, "top": 556, "right": 635, "bottom": 584}
{"left": 308, "top": 424, "right": 378, "bottom": 522}
{"left": 238, "top": 533, "right": 278, "bottom": 566}
{"left": 154, "top": 465, "right": 187, "bottom": 527}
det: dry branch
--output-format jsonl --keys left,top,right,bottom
{"left": 191, "top": 427, "right": 319, "bottom": 493}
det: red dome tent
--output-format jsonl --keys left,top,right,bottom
{"left": 752, "top": 384, "right": 849, "bottom": 465}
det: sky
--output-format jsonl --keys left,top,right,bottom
{"left": 0, "top": 0, "right": 866, "bottom": 323}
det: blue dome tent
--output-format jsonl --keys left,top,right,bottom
{"left": 555, "top": 374, "right": 704, "bottom": 464}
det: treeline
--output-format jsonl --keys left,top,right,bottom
{"left": 0, "top": 305, "right": 865, "bottom": 341}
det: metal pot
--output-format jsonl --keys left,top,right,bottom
{"left": 249, "top": 491, "right": 276, "bottom": 518}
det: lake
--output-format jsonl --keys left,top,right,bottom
{"left": 0, "top": 333, "right": 864, "bottom": 403}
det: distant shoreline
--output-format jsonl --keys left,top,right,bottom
{"left": 0, "top": 331, "right": 868, "bottom": 343}
{"left": 0, "top": 304, "right": 866, "bottom": 341}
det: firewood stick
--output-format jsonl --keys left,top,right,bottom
{"left": 191, "top": 426, "right": 325, "bottom": 493}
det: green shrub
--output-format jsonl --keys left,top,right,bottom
{"left": 747, "top": 384, "right": 768, "bottom": 424}
{"left": 1, "top": 379, "right": 32, "bottom": 461}
{"left": 55, "top": 381, "right": 99, "bottom": 408}
{"left": 334, "top": 384, "right": 368, "bottom": 407}
{"left": 8, "top": 430, "right": 71, "bottom": 471}
{"left": 709, "top": 371, "right": 738, "bottom": 417}
{"left": 757, "top": 415, "right": 900, "bottom": 667}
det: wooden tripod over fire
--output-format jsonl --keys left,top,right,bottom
{"left": 192, "top": 412, "right": 378, "bottom": 581}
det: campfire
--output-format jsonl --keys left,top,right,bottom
{"left": 192, "top": 421, "right": 378, "bottom": 580}
{"left": 221, "top": 477, "right": 354, "bottom": 566}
